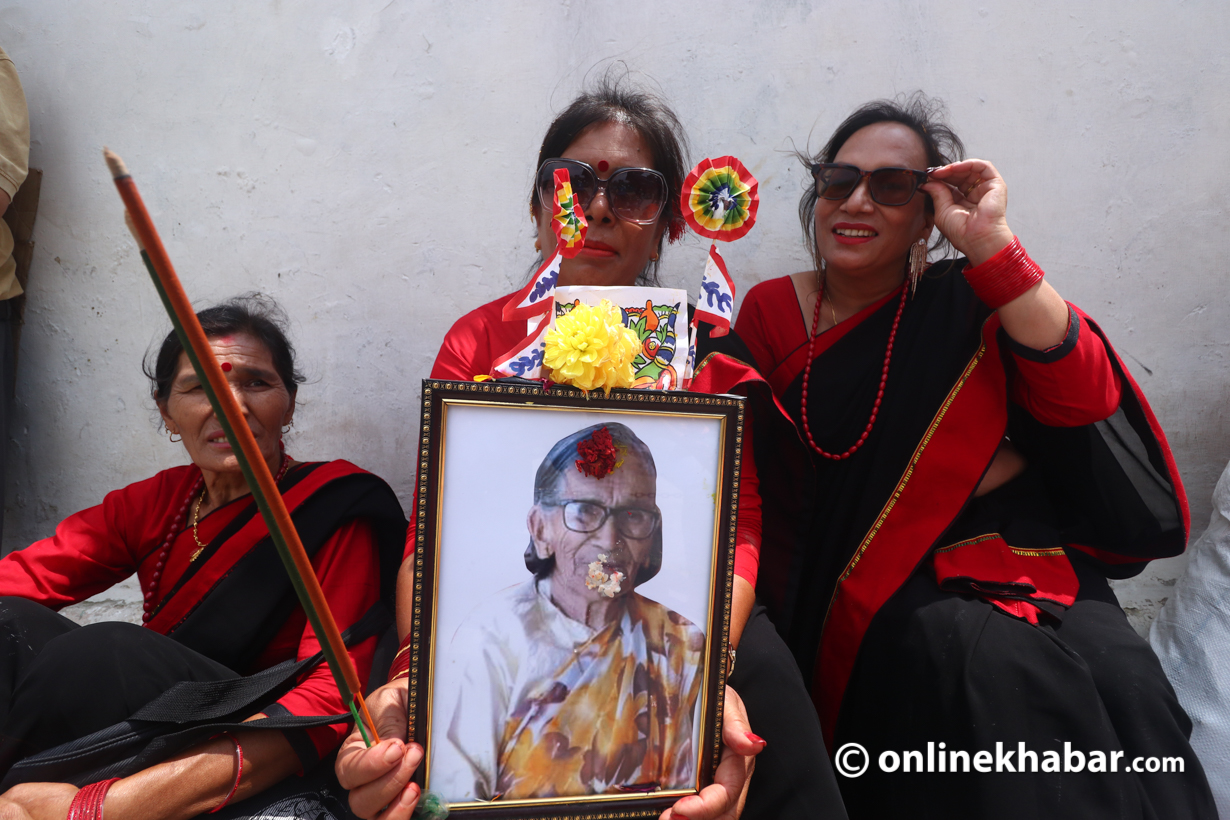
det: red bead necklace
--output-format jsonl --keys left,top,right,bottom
{"left": 142, "top": 453, "right": 292, "bottom": 623}
{"left": 799, "top": 282, "right": 907, "bottom": 460}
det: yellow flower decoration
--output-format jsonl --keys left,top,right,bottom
{"left": 543, "top": 300, "right": 639, "bottom": 393}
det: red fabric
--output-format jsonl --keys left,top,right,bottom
{"left": 431, "top": 294, "right": 527, "bottom": 382}
{"left": 421, "top": 290, "right": 764, "bottom": 587}
{"left": 736, "top": 275, "right": 1122, "bottom": 429}
{"left": 735, "top": 277, "right": 900, "bottom": 398}
{"left": 1006, "top": 308, "right": 1123, "bottom": 427}
{"left": 933, "top": 535, "right": 1078, "bottom": 624}
{"left": 0, "top": 463, "right": 381, "bottom": 760}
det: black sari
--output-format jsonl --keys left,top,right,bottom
{"left": 751, "top": 262, "right": 1215, "bottom": 819}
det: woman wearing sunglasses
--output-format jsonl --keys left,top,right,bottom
{"left": 735, "top": 95, "right": 1215, "bottom": 818}
{"left": 334, "top": 78, "right": 847, "bottom": 820}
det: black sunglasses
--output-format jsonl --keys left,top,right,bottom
{"left": 811, "top": 163, "right": 929, "bottom": 206}
{"left": 536, "top": 158, "right": 668, "bottom": 224}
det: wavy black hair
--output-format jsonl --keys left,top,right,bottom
{"left": 146, "top": 292, "right": 305, "bottom": 406}
{"left": 529, "top": 70, "right": 689, "bottom": 285}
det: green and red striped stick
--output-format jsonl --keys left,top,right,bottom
{"left": 104, "top": 148, "right": 380, "bottom": 746}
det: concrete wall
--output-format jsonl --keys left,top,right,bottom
{"left": 0, "top": 1, "right": 1225, "bottom": 631}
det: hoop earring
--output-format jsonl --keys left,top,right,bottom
{"left": 168, "top": 430, "right": 181, "bottom": 443}
{"left": 282, "top": 420, "right": 294, "bottom": 435}
{"left": 909, "top": 238, "right": 927, "bottom": 298}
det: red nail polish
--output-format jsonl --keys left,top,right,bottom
{"left": 745, "top": 732, "right": 766, "bottom": 745}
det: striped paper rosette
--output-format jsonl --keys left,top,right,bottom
{"left": 680, "top": 156, "right": 758, "bottom": 241}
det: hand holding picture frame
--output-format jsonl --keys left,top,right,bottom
{"left": 405, "top": 379, "right": 743, "bottom": 818}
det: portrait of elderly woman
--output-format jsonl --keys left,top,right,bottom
{"left": 430, "top": 422, "right": 707, "bottom": 802}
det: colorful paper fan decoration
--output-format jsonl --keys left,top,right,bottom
{"left": 681, "top": 156, "right": 758, "bottom": 242}
{"left": 552, "top": 167, "right": 588, "bottom": 257}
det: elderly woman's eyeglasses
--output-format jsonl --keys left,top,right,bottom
{"left": 547, "top": 499, "right": 661, "bottom": 539}
{"left": 536, "top": 159, "right": 669, "bottom": 224}
{"left": 811, "top": 163, "right": 929, "bottom": 206}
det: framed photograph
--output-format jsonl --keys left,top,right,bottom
{"left": 405, "top": 379, "right": 744, "bottom": 818}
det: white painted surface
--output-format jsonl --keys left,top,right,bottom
{"left": 0, "top": 2, "right": 1226, "bottom": 631}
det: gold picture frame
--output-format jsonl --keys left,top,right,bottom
{"left": 407, "top": 379, "right": 744, "bottom": 818}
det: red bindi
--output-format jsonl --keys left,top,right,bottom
{"left": 221, "top": 362, "right": 232, "bottom": 372}
{"left": 597, "top": 160, "right": 609, "bottom": 172}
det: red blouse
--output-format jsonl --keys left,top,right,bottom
{"left": 0, "top": 464, "right": 380, "bottom": 761}
{"left": 426, "top": 292, "right": 764, "bottom": 586}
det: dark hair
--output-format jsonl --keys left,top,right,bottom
{"left": 798, "top": 92, "right": 966, "bottom": 269}
{"left": 523, "top": 422, "right": 663, "bottom": 584}
{"left": 529, "top": 71, "right": 689, "bottom": 285}
{"left": 146, "top": 293, "right": 305, "bottom": 406}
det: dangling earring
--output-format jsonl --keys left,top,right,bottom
{"left": 282, "top": 420, "right": 294, "bottom": 435}
{"left": 534, "top": 239, "right": 541, "bottom": 253}
{"left": 167, "top": 429, "right": 181, "bottom": 443}
{"left": 909, "top": 239, "right": 927, "bottom": 298}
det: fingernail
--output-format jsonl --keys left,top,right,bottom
{"left": 745, "top": 732, "right": 766, "bottom": 745}
{"left": 383, "top": 741, "right": 403, "bottom": 763}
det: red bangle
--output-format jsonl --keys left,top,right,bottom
{"left": 962, "top": 236, "right": 1045, "bottom": 309}
{"left": 209, "top": 732, "right": 244, "bottom": 813}
{"left": 387, "top": 633, "right": 413, "bottom": 682}
{"left": 67, "top": 778, "right": 120, "bottom": 820}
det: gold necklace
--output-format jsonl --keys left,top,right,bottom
{"left": 190, "top": 488, "right": 208, "bottom": 562}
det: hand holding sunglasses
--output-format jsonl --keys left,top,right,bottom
{"left": 923, "top": 159, "right": 1015, "bottom": 267}
{"left": 536, "top": 158, "right": 668, "bottom": 225}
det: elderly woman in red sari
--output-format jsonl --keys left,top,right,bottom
{"left": 336, "top": 79, "right": 848, "bottom": 820}
{"left": 0, "top": 296, "right": 406, "bottom": 819}
{"left": 735, "top": 95, "right": 1216, "bottom": 818}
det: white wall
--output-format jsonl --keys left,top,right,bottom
{"left": 0, "top": 1, "right": 1226, "bottom": 630}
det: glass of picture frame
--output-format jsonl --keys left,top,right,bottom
{"left": 405, "top": 379, "right": 744, "bottom": 818}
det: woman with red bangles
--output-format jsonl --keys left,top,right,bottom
{"left": 734, "top": 94, "right": 1216, "bottom": 818}
{"left": 335, "top": 76, "right": 849, "bottom": 820}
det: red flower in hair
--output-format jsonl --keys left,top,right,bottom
{"left": 575, "top": 426, "right": 619, "bottom": 479}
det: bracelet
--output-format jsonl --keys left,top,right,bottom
{"left": 67, "top": 778, "right": 120, "bottom": 820}
{"left": 962, "top": 236, "right": 1045, "bottom": 309}
{"left": 209, "top": 732, "right": 244, "bottom": 814}
{"left": 387, "top": 633, "right": 413, "bottom": 682}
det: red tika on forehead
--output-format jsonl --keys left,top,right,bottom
{"left": 597, "top": 160, "right": 609, "bottom": 172}
{"left": 221, "top": 362, "right": 232, "bottom": 372}
{"left": 575, "top": 426, "right": 618, "bottom": 479}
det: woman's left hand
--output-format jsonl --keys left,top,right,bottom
{"left": 0, "top": 783, "right": 77, "bottom": 820}
{"left": 923, "top": 159, "right": 1015, "bottom": 266}
{"left": 659, "top": 686, "right": 765, "bottom": 820}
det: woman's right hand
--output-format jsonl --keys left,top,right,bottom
{"left": 335, "top": 681, "right": 423, "bottom": 820}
